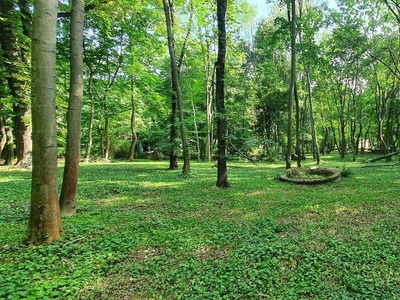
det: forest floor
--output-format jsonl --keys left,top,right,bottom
{"left": 0, "top": 154, "right": 399, "bottom": 299}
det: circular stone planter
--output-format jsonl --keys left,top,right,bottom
{"left": 279, "top": 167, "right": 341, "bottom": 184}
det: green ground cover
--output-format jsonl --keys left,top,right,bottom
{"left": 0, "top": 154, "right": 399, "bottom": 299}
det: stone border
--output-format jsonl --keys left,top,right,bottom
{"left": 279, "top": 167, "right": 341, "bottom": 184}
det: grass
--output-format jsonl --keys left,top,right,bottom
{"left": 0, "top": 154, "right": 399, "bottom": 299}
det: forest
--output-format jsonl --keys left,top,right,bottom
{"left": 1, "top": 0, "right": 400, "bottom": 297}
{"left": 2, "top": 0, "right": 400, "bottom": 169}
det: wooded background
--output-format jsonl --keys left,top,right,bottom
{"left": 1, "top": 0, "right": 400, "bottom": 165}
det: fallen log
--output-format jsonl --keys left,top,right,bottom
{"left": 361, "top": 162, "right": 400, "bottom": 168}
{"left": 365, "top": 151, "right": 400, "bottom": 163}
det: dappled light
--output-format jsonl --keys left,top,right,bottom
{"left": 2, "top": 0, "right": 400, "bottom": 296}
{"left": 1, "top": 159, "right": 400, "bottom": 298}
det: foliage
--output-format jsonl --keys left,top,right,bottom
{"left": 1, "top": 155, "right": 399, "bottom": 298}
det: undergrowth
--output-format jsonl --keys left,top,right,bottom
{"left": 0, "top": 154, "right": 399, "bottom": 299}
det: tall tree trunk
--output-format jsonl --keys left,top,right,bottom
{"left": 104, "top": 116, "right": 110, "bottom": 160}
{"left": 60, "top": 0, "right": 84, "bottom": 216}
{"left": 216, "top": 0, "right": 229, "bottom": 188}
{"left": 191, "top": 95, "right": 201, "bottom": 162}
{"left": 0, "top": 116, "right": 6, "bottom": 159}
{"left": 128, "top": 77, "right": 138, "bottom": 161}
{"left": 28, "top": 0, "right": 63, "bottom": 245}
{"left": 285, "top": 0, "right": 296, "bottom": 169}
{"left": 202, "top": 35, "right": 214, "bottom": 163}
{"left": 166, "top": 0, "right": 193, "bottom": 170}
{"left": 169, "top": 86, "right": 178, "bottom": 169}
{"left": 306, "top": 67, "right": 320, "bottom": 164}
{"left": 294, "top": 83, "right": 301, "bottom": 167}
{"left": 4, "top": 126, "right": 14, "bottom": 165}
{"left": 339, "top": 118, "right": 346, "bottom": 158}
{"left": 0, "top": 0, "right": 32, "bottom": 167}
{"left": 85, "top": 72, "right": 95, "bottom": 162}
{"left": 163, "top": 0, "right": 190, "bottom": 175}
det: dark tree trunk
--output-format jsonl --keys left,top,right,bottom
{"left": 163, "top": 0, "right": 190, "bottom": 175}
{"left": 169, "top": 90, "right": 178, "bottom": 169}
{"left": 0, "top": 117, "right": 6, "bottom": 159}
{"left": 60, "top": 0, "right": 85, "bottom": 216}
{"left": 285, "top": 0, "right": 296, "bottom": 169}
{"left": 215, "top": 0, "right": 229, "bottom": 188}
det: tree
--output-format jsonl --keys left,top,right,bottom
{"left": 163, "top": 0, "right": 190, "bottom": 175}
{"left": 59, "top": 0, "right": 85, "bottom": 216}
{"left": 216, "top": 0, "right": 229, "bottom": 187}
{"left": 28, "top": 0, "right": 63, "bottom": 245}
{"left": 285, "top": 0, "right": 296, "bottom": 169}
{"left": 128, "top": 76, "right": 138, "bottom": 161}
{"left": 0, "top": 0, "right": 32, "bottom": 166}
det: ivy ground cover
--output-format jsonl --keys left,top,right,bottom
{"left": 0, "top": 155, "right": 399, "bottom": 299}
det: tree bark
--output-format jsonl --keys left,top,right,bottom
{"left": 216, "top": 0, "right": 229, "bottom": 188}
{"left": 28, "top": 0, "right": 63, "bottom": 245}
{"left": 60, "top": 0, "right": 84, "bottom": 216}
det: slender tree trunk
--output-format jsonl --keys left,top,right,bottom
{"left": 60, "top": 0, "right": 84, "bottom": 216}
{"left": 285, "top": 0, "right": 296, "bottom": 169}
{"left": 166, "top": 1, "right": 178, "bottom": 169}
{"left": 85, "top": 72, "right": 95, "bottom": 162}
{"left": 331, "top": 121, "right": 339, "bottom": 152}
{"left": 169, "top": 85, "right": 178, "bottom": 169}
{"left": 104, "top": 116, "right": 110, "bottom": 160}
{"left": 306, "top": 67, "right": 320, "bottom": 164}
{"left": 340, "top": 118, "right": 346, "bottom": 158}
{"left": 202, "top": 35, "right": 214, "bottom": 163}
{"left": 0, "top": 117, "right": 6, "bottom": 159}
{"left": 128, "top": 77, "right": 138, "bottom": 161}
{"left": 163, "top": 0, "right": 190, "bottom": 175}
{"left": 191, "top": 96, "right": 201, "bottom": 162}
{"left": 166, "top": 0, "right": 193, "bottom": 169}
{"left": 28, "top": 0, "right": 63, "bottom": 245}
{"left": 216, "top": 0, "right": 229, "bottom": 188}
{"left": 294, "top": 83, "right": 301, "bottom": 167}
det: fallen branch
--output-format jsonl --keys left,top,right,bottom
{"left": 228, "top": 140, "right": 258, "bottom": 166}
{"left": 361, "top": 162, "right": 400, "bottom": 168}
{"left": 63, "top": 236, "right": 87, "bottom": 246}
{"left": 365, "top": 151, "right": 400, "bottom": 163}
